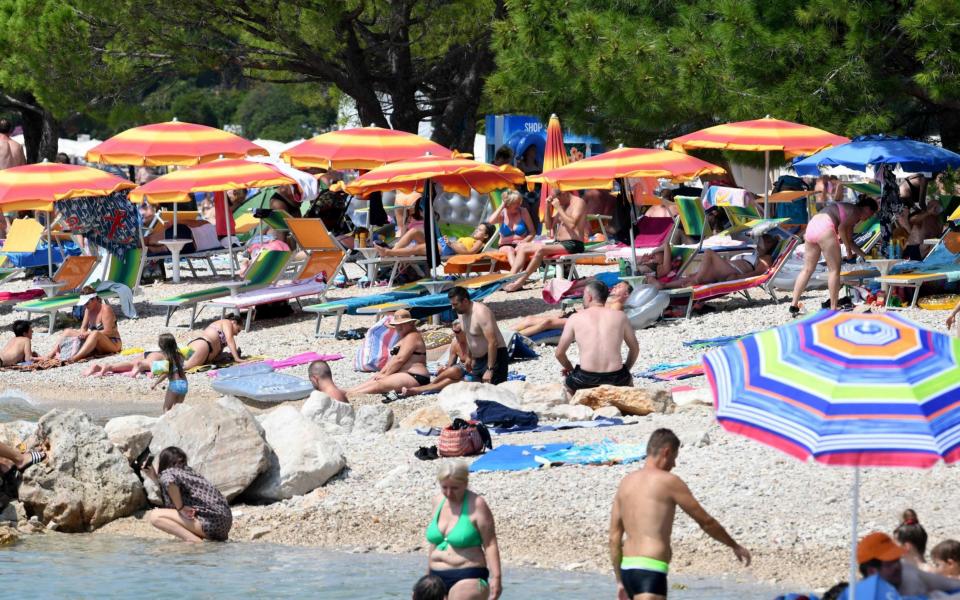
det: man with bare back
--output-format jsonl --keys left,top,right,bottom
{"left": 447, "top": 286, "right": 509, "bottom": 384}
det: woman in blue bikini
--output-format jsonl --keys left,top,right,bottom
{"left": 426, "top": 460, "right": 502, "bottom": 599}
{"left": 150, "top": 333, "right": 188, "bottom": 412}
{"left": 487, "top": 190, "right": 535, "bottom": 265}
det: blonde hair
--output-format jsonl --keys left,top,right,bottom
{"left": 437, "top": 460, "right": 469, "bottom": 485}
{"left": 501, "top": 190, "right": 522, "bottom": 208}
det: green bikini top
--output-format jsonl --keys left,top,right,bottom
{"left": 425, "top": 493, "right": 483, "bottom": 550}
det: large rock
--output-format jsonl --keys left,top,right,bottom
{"left": 0, "top": 524, "right": 18, "bottom": 546}
{"left": 245, "top": 406, "right": 346, "bottom": 502}
{"left": 519, "top": 383, "right": 567, "bottom": 408}
{"left": 301, "top": 391, "right": 355, "bottom": 434}
{"left": 400, "top": 405, "right": 452, "bottom": 430}
{"left": 572, "top": 386, "right": 674, "bottom": 416}
{"left": 438, "top": 382, "right": 520, "bottom": 420}
{"left": 149, "top": 399, "right": 270, "bottom": 501}
{"left": 104, "top": 415, "right": 158, "bottom": 463}
{"left": 354, "top": 405, "right": 394, "bottom": 434}
{"left": 0, "top": 420, "right": 38, "bottom": 446}
{"left": 539, "top": 403, "right": 595, "bottom": 421}
{"left": 18, "top": 409, "right": 146, "bottom": 532}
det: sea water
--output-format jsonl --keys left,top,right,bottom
{"left": 0, "top": 535, "right": 777, "bottom": 599}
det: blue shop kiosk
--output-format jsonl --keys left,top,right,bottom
{"left": 484, "top": 114, "right": 604, "bottom": 165}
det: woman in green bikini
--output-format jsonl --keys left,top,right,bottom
{"left": 426, "top": 460, "right": 502, "bottom": 600}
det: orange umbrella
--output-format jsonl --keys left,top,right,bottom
{"left": 346, "top": 156, "right": 525, "bottom": 278}
{"left": 280, "top": 127, "right": 453, "bottom": 170}
{"left": 538, "top": 114, "right": 568, "bottom": 219}
{"left": 0, "top": 163, "right": 136, "bottom": 276}
{"left": 85, "top": 121, "right": 268, "bottom": 167}
{"left": 668, "top": 116, "right": 849, "bottom": 216}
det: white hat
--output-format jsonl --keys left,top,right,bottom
{"left": 76, "top": 293, "right": 97, "bottom": 307}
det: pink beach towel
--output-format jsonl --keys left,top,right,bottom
{"left": 267, "top": 352, "right": 343, "bottom": 370}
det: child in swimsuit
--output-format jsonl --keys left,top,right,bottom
{"left": 151, "top": 333, "right": 189, "bottom": 412}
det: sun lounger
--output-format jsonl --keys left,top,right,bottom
{"left": 152, "top": 249, "right": 291, "bottom": 327}
{"left": 205, "top": 219, "right": 347, "bottom": 331}
{"left": 302, "top": 283, "right": 425, "bottom": 337}
{"left": 356, "top": 273, "right": 514, "bottom": 319}
{"left": 873, "top": 231, "right": 960, "bottom": 307}
{"left": 665, "top": 235, "right": 800, "bottom": 318}
{"left": 0, "top": 218, "right": 46, "bottom": 283}
{"left": 0, "top": 255, "right": 99, "bottom": 308}
{"left": 16, "top": 247, "right": 146, "bottom": 332}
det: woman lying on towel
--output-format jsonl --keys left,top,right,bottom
{"left": 648, "top": 235, "right": 778, "bottom": 290}
{"left": 374, "top": 223, "right": 494, "bottom": 258}
{"left": 348, "top": 309, "right": 431, "bottom": 398}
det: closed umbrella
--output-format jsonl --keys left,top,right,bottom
{"left": 346, "top": 156, "right": 526, "bottom": 280}
{"left": 703, "top": 310, "right": 960, "bottom": 600}
{"left": 670, "top": 117, "right": 849, "bottom": 217}
{"left": 0, "top": 163, "right": 135, "bottom": 277}
{"left": 538, "top": 114, "right": 568, "bottom": 221}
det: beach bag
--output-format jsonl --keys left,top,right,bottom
{"left": 353, "top": 316, "right": 400, "bottom": 372}
{"left": 58, "top": 337, "right": 82, "bottom": 361}
{"left": 438, "top": 419, "right": 492, "bottom": 457}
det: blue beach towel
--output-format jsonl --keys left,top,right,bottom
{"left": 538, "top": 439, "right": 646, "bottom": 466}
{"left": 469, "top": 443, "right": 572, "bottom": 472}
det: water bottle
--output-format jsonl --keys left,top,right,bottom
{"left": 894, "top": 239, "right": 902, "bottom": 260}
{"left": 887, "top": 241, "right": 896, "bottom": 260}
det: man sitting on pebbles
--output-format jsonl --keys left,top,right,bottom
{"left": 43, "top": 289, "right": 122, "bottom": 364}
{"left": 0, "top": 320, "right": 37, "bottom": 367}
{"left": 447, "top": 286, "right": 509, "bottom": 384}
{"left": 555, "top": 280, "right": 638, "bottom": 396}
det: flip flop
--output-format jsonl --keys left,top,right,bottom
{"left": 382, "top": 390, "right": 402, "bottom": 404}
{"left": 20, "top": 449, "right": 45, "bottom": 472}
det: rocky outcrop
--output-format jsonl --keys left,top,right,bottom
{"left": 353, "top": 405, "right": 394, "bottom": 434}
{"left": 149, "top": 399, "right": 270, "bottom": 502}
{"left": 539, "top": 403, "right": 595, "bottom": 421}
{"left": 245, "top": 406, "right": 346, "bottom": 502}
{"left": 0, "top": 420, "right": 37, "bottom": 446}
{"left": 572, "top": 386, "right": 674, "bottom": 416}
{"left": 438, "top": 382, "right": 520, "bottom": 419}
{"left": 104, "top": 415, "right": 158, "bottom": 463}
{"left": 301, "top": 391, "right": 355, "bottom": 434}
{"left": 18, "top": 410, "right": 145, "bottom": 532}
{"left": 400, "top": 405, "right": 452, "bottom": 430}
{"left": 0, "top": 523, "right": 18, "bottom": 545}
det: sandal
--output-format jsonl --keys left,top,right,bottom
{"left": 20, "top": 449, "right": 45, "bottom": 472}
{"left": 382, "top": 390, "right": 402, "bottom": 404}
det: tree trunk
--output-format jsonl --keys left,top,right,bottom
{"left": 20, "top": 105, "right": 58, "bottom": 163}
{"left": 937, "top": 110, "right": 960, "bottom": 153}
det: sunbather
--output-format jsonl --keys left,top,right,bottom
{"left": 0, "top": 320, "right": 37, "bottom": 367}
{"left": 513, "top": 281, "right": 633, "bottom": 338}
{"left": 503, "top": 191, "right": 587, "bottom": 292}
{"left": 347, "top": 309, "right": 431, "bottom": 397}
{"left": 375, "top": 223, "right": 494, "bottom": 258}
{"left": 648, "top": 235, "right": 779, "bottom": 290}
{"left": 43, "top": 289, "right": 122, "bottom": 363}
{"left": 386, "top": 320, "right": 472, "bottom": 401}
{"left": 488, "top": 190, "right": 535, "bottom": 264}
{"left": 182, "top": 315, "right": 244, "bottom": 370}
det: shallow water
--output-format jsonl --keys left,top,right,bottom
{"left": 0, "top": 535, "right": 776, "bottom": 599}
{"left": 0, "top": 392, "right": 160, "bottom": 425}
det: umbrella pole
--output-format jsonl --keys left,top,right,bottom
{"left": 46, "top": 212, "right": 53, "bottom": 279}
{"left": 763, "top": 150, "right": 771, "bottom": 218}
{"left": 622, "top": 178, "right": 639, "bottom": 275}
{"left": 849, "top": 466, "right": 860, "bottom": 600}
{"left": 428, "top": 180, "right": 439, "bottom": 281}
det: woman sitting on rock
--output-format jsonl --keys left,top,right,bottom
{"left": 142, "top": 446, "right": 232, "bottom": 542}
{"left": 347, "top": 309, "right": 431, "bottom": 399}
{"left": 426, "top": 460, "right": 502, "bottom": 599}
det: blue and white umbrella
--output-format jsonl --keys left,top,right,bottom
{"left": 793, "top": 134, "right": 960, "bottom": 176}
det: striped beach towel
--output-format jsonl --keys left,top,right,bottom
{"left": 354, "top": 315, "right": 400, "bottom": 372}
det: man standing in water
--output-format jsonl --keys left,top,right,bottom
{"left": 609, "top": 429, "right": 751, "bottom": 599}
{"left": 447, "top": 286, "right": 509, "bottom": 384}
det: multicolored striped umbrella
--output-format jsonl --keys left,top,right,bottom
{"left": 129, "top": 158, "right": 298, "bottom": 203}
{"left": 703, "top": 309, "right": 960, "bottom": 597}
{"left": 538, "top": 114, "right": 568, "bottom": 219}
{"left": 0, "top": 163, "right": 135, "bottom": 211}
{"left": 85, "top": 121, "right": 268, "bottom": 167}
{"left": 528, "top": 146, "right": 726, "bottom": 191}
{"left": 280, "top": 127, "right": 452, "bottom": 170}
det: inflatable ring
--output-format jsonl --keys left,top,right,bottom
{"left": 625, "top": 285, "right": 669, "bottom": 329}
{"left": 918, "top": 294, "right": 960, "bottom": 310}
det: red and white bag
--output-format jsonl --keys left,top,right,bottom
{"left": 438, "top": 421, "right": 485, "bottom": 457}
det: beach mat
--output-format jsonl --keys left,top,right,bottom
{"left": 682, "top": 333, "right": 753, "bottom": 349}
{"left": 636, "top": 361, "right": 704, "bottom": 381}
{"left": 469, "top": 439, "right": 646, "bottom": 472}
{"left": 469, "top": 443, "right": 572, "bottom": 472}
{"left": 493, "top": 416, "right": 627, "bottom": 434}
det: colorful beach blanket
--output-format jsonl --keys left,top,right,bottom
{"left": 636, "top": 361, "right": 704, "bottom": 381}
{"left": 682, "top": 333, "right": 752, "bottom": 350}
{"left": 469, "top": 439, "right": 646, "bottom": 472}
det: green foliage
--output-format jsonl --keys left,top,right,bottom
{"left": 233, "top": 84, "right": 338, "bottom": 140}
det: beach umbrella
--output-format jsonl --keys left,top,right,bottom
{"left": 529, "top": 146, "right": 726, "bottom": 273}
{"left": 280, "top": 126, "right": 453, "bottom": 171}
{"left": 346, "top": 155, "right": 526, "bottom": 279}
{"left": 0, "top": 162, "right": 136, "bottom": 277}
{"left": 793, "top": 135, "right": 960, "bottom": 177}
{"left": 669, "top": 117, "right": 849, "bottom": 217}
{"left": 538, "top": 114, "right": 568, "bottom": 221}
{"left": 131, "top": 159, "right": 300, "bottom": 279}
{"left": 702, "top": 310, "right": 960, "bottom": 600}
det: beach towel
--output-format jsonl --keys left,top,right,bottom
{"left": 354, "top": 315, "right": 400, "bottom": 372}
{"left": 537, "top": 439, "right": 646, "bottom": 466}
{"left": 636, "top": 361, "right": 704, "bottom": 381}
{"left": 473, "top": 400, "right": 538, "bottom": 430}
{"left": 95, "top": 281, "right": 137, "bottom": 318}
{"left": 682, "top": 333, "right": 754, "bottom": 349}
{"left": 56, "top": 191, "right": 139, "bottom": 255}
{"left": 0, "top": 289, "right": 44, "bottom": 303}
{"left": 267, "top": 352, "right": 343, "bottom": 370}
{"left": 469, "top": 443, "right": 573, "bottom": 472}
{"left": 492, "top": 416, "right": 627, "bottom": 434}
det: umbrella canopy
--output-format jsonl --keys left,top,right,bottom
{"left": 792, "top": 134, "right": 960, "bottom": 177}
{"left": 529, "top": 146, "right": 726, "bottom": 191}
{"left": 345, "top": 156, "right": 526, "bottom": 197}
{"left": 85, "top": 121, "right": 268, "bottom": 167}
{"left": 669, "top": 117, "right": 849, "bottom": 158}
{"left": 704, "top": 310, "right": 960, "bottom": 468}
{"left": 538, "top": 114, "right": 569, "bottom": 218}
{"left": 0, "top": 163, "right": 135, "bottom": 211}
{"left": 129, "top": 158, "right": 299, "bottom": 203}
{"left": 280, "top": 127, "right": 452, "bottom": 171}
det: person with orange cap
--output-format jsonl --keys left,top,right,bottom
{"left": 857, "top": 532, "right": 905, "bottom": 590}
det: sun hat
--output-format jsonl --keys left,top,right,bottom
{"left": 75, "top": 293, "right": 97, "bottom": 307}
{"left": 857, "top": 532, "right": 906, "bottom": 565}
{"left": 387, "top": 309, "right": 417, "bottom": 327}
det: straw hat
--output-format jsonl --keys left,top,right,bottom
{"left": 387, "top": 309, "right": 417, "bottom": 327}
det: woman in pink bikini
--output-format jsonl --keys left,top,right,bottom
{"left": 790, "top": 197, "right": 877, "bottom": 314}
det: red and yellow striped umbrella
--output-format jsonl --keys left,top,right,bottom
{"left": 345, "top": 155, "right": 525, "bottom": 196}
{"left": 85, "top": 121, "right": 268, "bottom": 167}
{"left": 668, "top": 117, "right": 848, "bottom": 158}
{"left": 538, "top": 114, "right": 568, "bottom": 218}
{"left": 529, "top": 146, "right": 726, "bottom": 191}
{"left": 281, "top": 127, "right": 452, "bottom": 170}
{"left": 129, "top": 158, "right": 297, "bottom": 203}
{"left": 0, "top": 163, "right": 136, "bottom": 211}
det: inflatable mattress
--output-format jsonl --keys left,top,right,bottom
{"left": 212, "top": 368, "right": 313, "bottom": 403}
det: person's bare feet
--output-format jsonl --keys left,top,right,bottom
{"left": 82, "top": 364, "right": 102, "bottom": 377}
{"left": 504, "top": 281, "right": 524, "bottom": 293}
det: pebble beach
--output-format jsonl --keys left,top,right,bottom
{"left": 2, "top": 261, "right": 958, "bottom": 594}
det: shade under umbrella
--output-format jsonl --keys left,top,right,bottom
{"left": 280, "top": 126, "right": 452, "bottom": 171}
{"left": 793, "top": 134, "right": 960, "bottom": 177}
{"left": 703, "top": 310, "right": 960, "bottom": 599}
